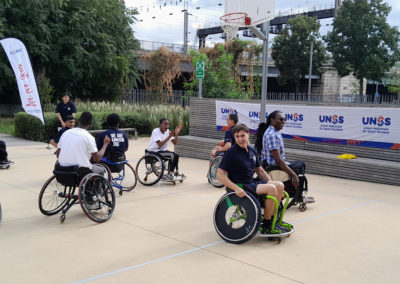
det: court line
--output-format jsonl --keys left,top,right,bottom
{"left": 71, "top": 199, "right": 376, "bottom": 284}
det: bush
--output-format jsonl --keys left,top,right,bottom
{"left": 14, "top": 111, "right": 152, "bottom": 142}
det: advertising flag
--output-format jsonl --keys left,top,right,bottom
{"left": 0, "top": 38, "right": 45, "bottom": 124}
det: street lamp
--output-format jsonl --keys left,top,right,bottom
{"left": 307, "top": 36, "right": 314, "bottom": 102}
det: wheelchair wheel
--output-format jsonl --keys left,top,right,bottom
{"left": 118, "top": 162, "right": 137, "bottom": 191}
{"left": 136, "top": 154, "right": 164, "bottom": 186}
{"left": 38, "top": 175, "right": 69, "bottom": 216}
{"left": 208, "top": 155, "right": 224, "bottom": 188}
{"left": 213, "top": 192, "right": 262, "bottom": 244}
{"left": 78, "top": 173, "right": 115, "bottom": 223}
{"left": 93, "top": 163, "right": 112, "bottom": 182}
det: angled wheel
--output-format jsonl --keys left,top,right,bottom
{"left": 117, "top": 162, "right": 137, "bottom": 191}
{"left": 208, "top": 155, "right": 224, "bottom": 188}
{"left": 79, "top": 174, "right": 115, "bottom": 223}
{"left": 93, "top": 163, "right": 112, "bottom": 182}
{"left": 136, "top": 154, "right": 164, "bottom": 186}
{"left": 38, "top": 175, "right": 69, "bottom": 216}
{"left": 213, "top": 192, "right": 262, "bottom": 244}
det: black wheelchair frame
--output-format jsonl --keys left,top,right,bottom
{"left": 38, "top": 163, "right": 116, "bottom": 223}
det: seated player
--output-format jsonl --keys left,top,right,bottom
{"left": 147, "top": 118, "right": 183, "bottom": 180}
{"left": 96, "top": 113, "right": 128, "bottom": 168}
{"left": 0, "top": 140, "right": 12, "bottom": 166}
{"left": 211, "top": 113, "right": 238, "bottom": 158}
{"left": 216, "top": 124, "right": 287, "bottom": 234}
{"left": 56, "top": 111, "right": 110, "bottom": 176}
{"left": 50, "top": 115, "right": 75, "bottom": 148}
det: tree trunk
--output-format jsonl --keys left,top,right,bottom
{"left": 359, "top": 78, "right": 364, "bottom": 103}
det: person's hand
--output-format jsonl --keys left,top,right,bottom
{"left": 292, "top": 175, "right": 300, "bottom": 189}
{"left": 175, "top": 121, "right": 183, "bottom": 135}
{"left": 235, "top": 187, "right": 247, "bottom": 198}
{"left": 215, "top": 146, "right": 223, "bottom": 152}
{"left": 61, "top": 122, "right": 66, "bottom": 128}
{"left": 104, "top": 135, "right": 111, "bottom": 145}
{"left": 169, "top": 129, "right": 175, "bottom": 137}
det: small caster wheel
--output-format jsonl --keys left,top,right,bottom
{"left": 179, "top": 179, "right": 183, "bottom": 183}
{"left": 172, "top": 181, "right": 176, "bottom": 186}
{"left": 299, "top": 203, "right": 306, "bottom": 212}
{"left": 60, "top": 214, "right": 66, "bottom": 223}
{"left": 119, "top": 191, "right": 123, "bottom": 196}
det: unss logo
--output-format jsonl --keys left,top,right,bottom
{"left": 319, "top": 114, "right": 344, "bottom": 124}
{"left": 285, "top": 113, "right": 303, "bottom": 122}
{"left": 220, "top": 108, "right": 237, "bottom": 114}
{"left": 362, "top": 116, "right": 391, "bottom": 126}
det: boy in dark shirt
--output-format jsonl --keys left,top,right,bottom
{"left": 55, "top": 93, "right": 76, "bottom": 128}
{"left": 50, "top": 115, "right": 75, "bottom": 148}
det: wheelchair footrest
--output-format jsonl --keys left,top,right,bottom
{"left": 258, "top": 224, "right": 295, "bottom": 238}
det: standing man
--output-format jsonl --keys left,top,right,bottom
{"left": 55, "top": 92, "right": 76, "bottom": 128}
{"left": 57, "top": 112, "right": 110, "bottom": 176}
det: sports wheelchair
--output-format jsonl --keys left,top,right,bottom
{"left": 207, "top": 153, "right": 224, "bottom": 188}
{"left": 213, "top": 185, "right": 294, "bottom": 244}
{"left": 38, "top": 163, "right": 116, "bottom": 223}
{"left": 135, "top": 150, "right": 186, "bottom": 186}
{"left": 100, "top": 153, "right": 137, "bottom": 196}
{"left": 264, "top": 161, "right": 314, "bottom": 212}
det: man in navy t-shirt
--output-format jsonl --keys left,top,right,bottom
{"left": 96, "top": 113, "right": 128, "bottom": 162}
{"left": 50, "top": 115, "right": 75, "bottom": 148}
{"left": 55, "top": 93, "right": 76, "bottom": 128}
{"left": 217, "top": 124, "right": 286, "bottom": 234}
{"left": 211, "top": 113, "right": 238, "bottom": 158}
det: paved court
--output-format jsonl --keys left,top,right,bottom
{"left": 0, "top": 134, "right": 399, "bottom": 284}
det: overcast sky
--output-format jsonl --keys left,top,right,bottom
{"left": 124, "top": 0, "right": 400, "bottom": 48}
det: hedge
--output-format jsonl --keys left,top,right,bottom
{"left": 14, "top": 111, "right": 152, "bottom": 143}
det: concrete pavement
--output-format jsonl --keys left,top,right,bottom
{"left": 0, "top": 134, "right": 399, "bottom": 284}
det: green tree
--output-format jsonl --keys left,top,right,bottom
{"left": 0, "top": 0, "right": 140, "bottom": 103}
{"left": 271, "top": 15, "right": 327, "bottom": 94}
{"left": 385, "top": 62, "right": 400, "bottom": 95}
{"left": 325, "top": 0, "right": 400, "bottom": 98}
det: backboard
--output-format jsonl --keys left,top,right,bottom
{"left": 224, "top": 0, "right": 275, "bottom": 26}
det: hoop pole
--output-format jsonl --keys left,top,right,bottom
{"left": 260, "top": 21, "right": 270, "bottom": 123}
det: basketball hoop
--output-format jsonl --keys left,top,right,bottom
{"left": 220, "top": 12, "right": 251, "bottom": 41}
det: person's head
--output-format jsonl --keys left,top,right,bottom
{"left": 266, "top": 110, "right": 285, "bottom": 131}
{"left": 227, "top": 113, "right": 238, "bottom": 127}
{"left": 78, "top": 112, "right": 93, "bottom": 129}
{"left": 106, "top": 113, "right": 121, "bottom": 129}
{"left": 62, "top": 92, "right": 70, "bottom": 104}
{"left": 232, "top": 124, "right": 249, "bottom": 149}
{"left": 159, "top": 118, "right": 170, "bottom": 133}
{"left": 64, "top": 115, "right": 75, "bottom": 129}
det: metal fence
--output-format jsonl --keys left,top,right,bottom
{"left": 121, "top": 89, "right": 190, "bottom": 107}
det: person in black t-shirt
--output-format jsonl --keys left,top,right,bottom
{"left": 55, "top": 93, "right": 76, "bottom": 128}
{"left": 96, "top": 113, "right": 129, "bottom": 163}
{"left": 50, "top": 115, "right": 75, "bottom": 148}
{"left": 211, "top": 113, "right": 238, "bottom": 158}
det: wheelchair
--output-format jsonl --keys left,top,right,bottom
{"left": 38, "top": 163, "right": 116, "bottom": 223}
{"left": 100, "top": 153, "right": 137, "bottom": 196}
{"left": 135, "top": 151, "right": 186, "bottom": 186}
{"left": 213, "top": 185, "right": 294, "bottom": 244}
{"left": 264, "top": 163, "right": 314, "bottom": 212}
{"left": 207, "top": 153, "right": 224, "bottom": 188}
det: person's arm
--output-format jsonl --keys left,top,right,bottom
{"left": 271, "top": 149, "right": 299, "bottom": 188}
{"left": 91, "top": 136, "right": 111, "bottom": 162}
{"left": 171, "top": 122, "right": 183, "bottom": 145}
{"left": 49, "top": 139, "right": 57, "bottom": 148}
{"left": 56, "top": 113, "right": 65, "bottom": 128}
{"left": 156, "top": 130, "right": 174, "bottom": 148}
{"left": 215, "top": 141, "right": 232, "bottom": 152}
{"left": 255, "top": 166, "right": 272, "bottom": 182}
{"left": 216, "top": 168, "right": 247, "bottom": 198}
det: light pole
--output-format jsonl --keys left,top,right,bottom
{"left": 307, "top": 40, "right": 314, "bottom": 101}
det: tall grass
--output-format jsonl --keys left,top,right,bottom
{"left": 44, "top": 101, "right": 190, "bottom": 134}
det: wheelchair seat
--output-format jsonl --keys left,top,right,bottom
{"left": 104, "top": 152, "right": 126, "bottom": 173}
{"left": 53, "top": 163, "right": 91, "bottom": 187}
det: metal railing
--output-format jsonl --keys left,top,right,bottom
{"left": 139, "top": 40, "right": 198, "bottom": 53}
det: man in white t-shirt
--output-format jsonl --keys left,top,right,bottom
{"left": 147, "top": 118, "right": 183, "bottom": 180}
{"left": 57, "top": 111, "right": 110, "bottom": 175}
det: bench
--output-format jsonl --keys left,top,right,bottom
{"left": 175, "top": 98, "right": 400, "bottom": 186}
{"left": 88, "top": 128, "right": 138, "bottom": 140}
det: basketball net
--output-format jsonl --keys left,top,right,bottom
{"left": 220, "top": 12, "right": 250, "bottom": 41}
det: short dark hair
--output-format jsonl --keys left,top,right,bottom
{"left": 107, "top": 113, "right": 121, "bottom": 128}
{"left": 228, "top": 113, "right": 238, "bottom": 124}
{"left": 266, "top": 110, "right": 284, "bottom": 128}
{"left": 65, "top": 115, "right": 75, "bottom": 122}
{"left": 62, "top": 92, "right": 70, "bottom": 98}
{"left": 159, "top": 118, "right": 168, "bottom": 124}
{"left": 79, "top": 112, "right": 93, "bottom": 127}
{"left": 232, "top": 123, "right": 249, "bottom": 134}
